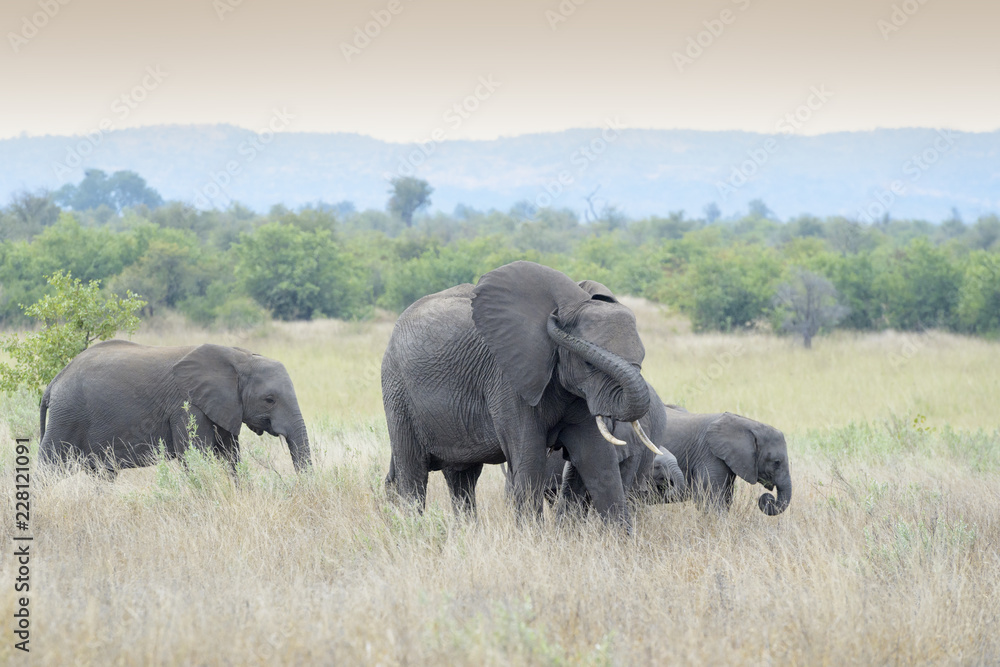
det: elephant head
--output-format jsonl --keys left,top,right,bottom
{"left": 654, "top": 411, "right": 790, "bottom": 515}
{"left": 472, "top": 261, "right": 651, "bottom": 430}
{"left": 172, "top": 344, "right": 312, "bottom": 472}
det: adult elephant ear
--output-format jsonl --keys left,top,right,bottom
{"left": 705, "top": 412, "right": 758, "bottom": 484}
{"left": 472, "top": 261, "right": 589, "bottom": 406}
{"left": 171, "top": 344, "right": 249, "bottom": 434}
{"left": 577, "top": 280, "right": 619, "bottom": 303}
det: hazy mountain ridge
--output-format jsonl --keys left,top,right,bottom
{"left": 2, "top": 126, "right": 997, "bottom": 221}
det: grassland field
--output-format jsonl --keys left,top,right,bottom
{"left": 2, "top": 299, "right": 999, "bottom": 665}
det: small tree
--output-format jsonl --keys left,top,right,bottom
{"left": 0, "top": 271, "right": 145, "bottom": 394}
{"left": 747, "top": 198, "right": 773, "bottom": 220}
{"left": 774, "top": 267, "right": 848, "bottom": 348}
{"left": 703, "top": 202, "right": 721, "bottom": 223}
{"left": 54, "top": 169, "right": 163, "bottom": 213}
{"left": 2, "top": 189, "right": 60, "bottom": 240}
{"left": 387, "top": 177, "right": 433, "bottom": 227}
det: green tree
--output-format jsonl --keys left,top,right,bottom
{"left": 968, "top": 214, "right": 1000, "bottom": 251}
{"left": 1, "top": 189, "right": 61, "bottom": 241}
{"left": 54, "top": 169, "right": 163, "bottom": 212}
{"left": 747, "top": 198, "right": 774, "bottom": 219}
{"left": 673, "top": 244, "right": 782, "bottom": 332}
{"left": 628, "top": 211, "right": 699, "bottom": 244}
{"left": 874, "top": 238, "right": 962, "bottom": 330}
{"left": 825, "top": 217, "right": 877, "bottom": 255}
{"left": 829, "top": 252, "right": 882, "bottom": 330}
{"left": 0, "top": 271, "right": 145, "bottom": 394}
{"left": 703, "top": 202, "right": 721, "bottom": 223}
{"left": 0, "top": 214, "right": 140, "bottom": 325}
{"left": 234, "top": 223, "right": 368, "bottom": 320}
{"left": 387, "top": 177, "right": 433, "bottom": 227}
{"left": 377, "top": 237, "right": 522, "bottom": 312}
{"left": 956, "top": 250, "right": 1000, "bottom": 335}
{"left": 110, "top": 228, "right": 210, "bottom": 316}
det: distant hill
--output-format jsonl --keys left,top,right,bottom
{"left": 2, "top": 125, "right": 997, "bottom": 221}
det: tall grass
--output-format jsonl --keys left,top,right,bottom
{"left": 2, "top": 306, "right": 999, "bottom": 664}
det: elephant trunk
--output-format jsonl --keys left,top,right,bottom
{"left": 758, "top": 474, "right": 791, "bottom": 515}
{"left": 286, "top": 416, "right": 313, "bottom": 473}
{"left": 654, "top": 447, "right": 687, "bottom": 496}
{"left": 546, "top": 315, "right": 650, "bottom": 423}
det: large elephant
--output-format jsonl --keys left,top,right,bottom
{"left": 551, "top": 388, "right": 791, "bottom": 516}
{"left": 39, "top": 341, "right": 312, "bottom": 478}
{"left": 381, "top": 261, "right": 667, "bottom": 528}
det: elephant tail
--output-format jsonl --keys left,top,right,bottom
{"left": 39, "top": 384, "right": 51, "bottom": 441}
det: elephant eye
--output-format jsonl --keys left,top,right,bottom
{"left": 265, "top": 396, "right": 276, "bottom": 405}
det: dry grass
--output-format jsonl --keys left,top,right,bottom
{"left": 2, "top": 305, "right": 999, "bottom": 665}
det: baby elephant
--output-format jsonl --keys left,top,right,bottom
{"left": 552, "top": 402, "right": 791, "bottom": 515}
{"left": 40, "top": 340, "right": 312, "bottom": 478}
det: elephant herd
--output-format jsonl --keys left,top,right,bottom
{"left": 38, "top": 261, "right": 791, "bottom": 529}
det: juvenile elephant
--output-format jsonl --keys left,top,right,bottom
{"left": 551, "top": 390, "right": 791, "bottom": 516}
{"left": 381, "top": 261, "right": 669, "bottom": 528}
{"left": 40, "top": 341, "right": 312, "bottom": 478}
{"left": 542, "top": 386, "right": 686, "bottom": 511}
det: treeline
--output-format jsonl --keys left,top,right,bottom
{"left": 2, "top": 179, "right": 999, "bottom": 339}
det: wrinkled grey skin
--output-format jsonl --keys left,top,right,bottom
{"left": 40, "top": 340, "right": 311, "bottom": 478}
{"left": 540, "top": 383, "right": 682, "bottom": 513}
{"left": 550, "top": 394, "right": 791, "bottom": 516}
{"left": 381, "top": 261, "right": 652, "bottom": 528}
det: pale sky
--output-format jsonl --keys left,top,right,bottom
{"left": 2, "top": 0, "right": 997, "bottom": 141}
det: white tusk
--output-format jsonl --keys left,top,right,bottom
{"left": 595, "top": 416, "right": 627, "bottom": 446}
{"left": 631, "top": 420, "right": 661, "bottom": 455}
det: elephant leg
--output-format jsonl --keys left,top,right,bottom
{"left": 39, "top": 434, "right": 73, "bottom": 472}
{"left": 560, "top": 423, "right": 631, "bottom": 531}
{"left": 556, "top": 460, "right": 590, "bottom": 521}
{"left": 710, "top": 476, "right": 736, "bottom": 512}
{"left": 384, "top": 409, "right": 429, "bottom": 511}
{"left": 84, "top": 448, "right": 119, "bottom": 482}
{"left": 388, "top": 451, "right": 428, "bottom": 510}
{"left": 443, "top": 464, "right": 483, "bottom": 516}
{"left": 691, "top": 469, "right": 734, "bottom": 513}
{"left": 170, "top": 409, "right": 217, "bottom": 465}
{"left": 501, "top": 431, "right": 548, "bottom": 519}
{"left": 214, "top": 428, "right": 241, "bottom": 477}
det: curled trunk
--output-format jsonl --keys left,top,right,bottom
{"left": 758, "top": 474, "right": 791, "bottom": 515}
{"left": 546, "top": 315, "right": 650, "bottom": 423}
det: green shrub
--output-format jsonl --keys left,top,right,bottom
{"left": 0, "top": 271, "right": 145, "bottom": 394}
